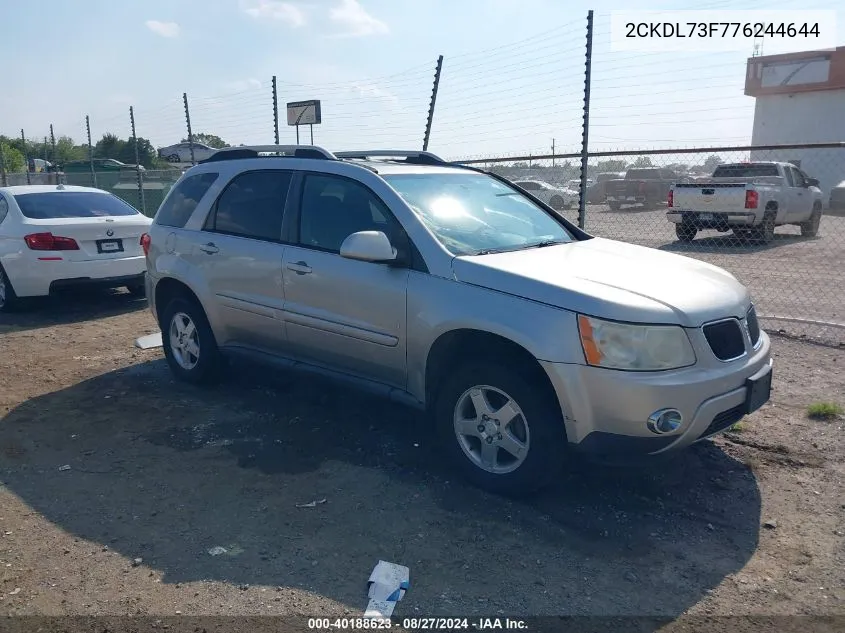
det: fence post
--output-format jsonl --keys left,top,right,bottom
{"left": 49, "top": 124, "right": 57, "bottom": 163}
{"left": 21, "top": 130, "right": 30, "bottom": 185}
{"left": 423, "top": 55, "right": 444, "bottom": 152}
{"left": 130, "top": 106, "right": 146, "bottom": 215}
{"left": 86, "top": 115, "right": 97, "bottom": 188}
{"left": 183, "top": 92, "right": 195, "bottom": 165}
{"left": 578, "top": 10, "right": 594, "bottom": 230}
{"left": 272, "top": 75, "right": 280, "bottom": 144}
{"left": 0, "top": 141, "right": 7, "bottom": 187}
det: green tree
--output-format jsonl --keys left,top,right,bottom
{"left": 118, "top": 137, "right": 157, "bottom": 168}
{"left": 181, "top": 132, "right": 229, "bottom": 149}
{"left": 629, "top": 156, "right": 653, "bottom": 168}
{"left": 95, "top": 133, "right": 124, "bottom": 160}
{"left": 0, "top": 140, "right": 26, "bottom": 173}
{"left": 703, "top": 155, "right": 723, "bottom": 171}
{"left": 54, "top": 136, "right": 86, "bottom": 165}
{"left": 596, "top": 159, "right": 627, "bottom": 172}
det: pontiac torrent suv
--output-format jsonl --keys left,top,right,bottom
{"left": 142, "top": 146, "right": 773, "bottom": 496}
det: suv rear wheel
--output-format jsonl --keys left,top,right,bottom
{"left": 161, "top": 296, "right": 221, "bottom": 385}
{"left": 434, "top": 363, "right": 566, "bottom": 497}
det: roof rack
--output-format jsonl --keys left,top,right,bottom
{"left": 199, "top": 145, "right": 337, "bottom": 164}
{"left": 335, "top": 150, "right": 447, "bottom": 165}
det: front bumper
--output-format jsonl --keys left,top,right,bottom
{"left": 667, "top": 210, "right": 758, "bottom": 227}
{"left": 540, "top": 329, "right": 772, "bottom": 457}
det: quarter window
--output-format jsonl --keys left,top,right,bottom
{"left": 155, "top": 172, "right": 219, "bottom": 228}
{"left": 0, "top": 196, "right": 8, "bottom": 224}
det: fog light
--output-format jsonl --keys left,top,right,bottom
{"left": 647, "top": 409, "right": 683, "bottom": 434}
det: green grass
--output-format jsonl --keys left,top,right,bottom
{"left": 807, "top": 402, "right": 844, "bottom": 421}
{"left": 729, "top": 421, "right": 746, "bottom": 433}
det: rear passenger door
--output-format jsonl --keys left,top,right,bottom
{"left": 196, "top": 169, "right": 293, "bottom": 353}
{"left": 281, "top": 172, "right": 411, "bottom": 388}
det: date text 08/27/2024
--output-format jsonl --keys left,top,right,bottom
{"left": 308, "top": 617, "right": 528, "bottom": 630}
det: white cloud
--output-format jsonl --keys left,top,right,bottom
{"left": 329, "top": 0, "right": 388, "bottom": 38}
{"left": 145, "top": 20, "right": 180, "bottom": 38}
{"left": 240, "top": 0, "right": 306, "bottom": 27}
{"left": 224, "top": 78, "right": 264, "bottom": 92}
{"left": 351, "top": 82, "right": 398, "bottom": 105}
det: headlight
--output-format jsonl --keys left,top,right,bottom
{"left": 577, "top": 314, "right": 696, "bottom": 371}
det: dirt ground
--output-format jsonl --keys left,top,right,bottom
{"left": 0, "top": 291, "right": 843, "bottom": 630}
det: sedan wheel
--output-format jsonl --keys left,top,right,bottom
{"left": 453, "top": 385, "right": 530, "bottom": 474}
{"left": 167, "top": 153, "right": 180, "bottom": 162}
{"left": 0, "top": 266, "right": 18, "bottom": 312}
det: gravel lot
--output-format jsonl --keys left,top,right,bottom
{"left": 565, "top": 204, "right": 845, "bottom": 345}
{"left": 0, "top": 291, "right": 843, "bottom": 630}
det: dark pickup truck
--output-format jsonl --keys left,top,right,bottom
{"left": 604, "top": 168, "right": 679, "bottom": 210}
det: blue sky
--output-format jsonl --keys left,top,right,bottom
{"left": 0, "top": 0, "right": 841, "bottom": 160}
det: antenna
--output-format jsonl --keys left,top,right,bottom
{"left": 752, "top": 34, "right": 764, "bottom": 57}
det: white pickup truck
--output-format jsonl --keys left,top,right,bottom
{"left": 667, "top": 162, "right": 823, "bottom": 243}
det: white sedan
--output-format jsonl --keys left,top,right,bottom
{"left": 157, "top": 142, "right": 218, "bottom": 163}
{"left": 0, "top": 185, "right": 152, "bottom": 311}
{"left": 512, "top": 179, "right": 578, "bottom": 210}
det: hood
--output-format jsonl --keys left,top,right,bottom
{"left": 451, "top": 237, "right": 750, "bottom": 327}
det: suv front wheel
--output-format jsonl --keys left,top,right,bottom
{"left": 161, "top": 296, "right": 221, "bottom": 385}
{"left": 434, "top": 363, "right": 566, "bottom": 497}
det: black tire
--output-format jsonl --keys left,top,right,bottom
{"left": 549, "top": 195, "right": 564, "bottom": 210}
{"left": 127, "top": 283, "right": 146, "bottom": 298}
{"left": 675, "top": 223, "right": 697, "bottom": 243}
{"left": 800, "top": 205, "right": 822, "bottom": 238}
{"left": 160, "top": 296, "right": 222, "bottom": 385}
{"left": 167, "top": 153, "right": 180, "bottom": 163}
{"left": 434, "top": 362, "right": 567, "bottom": 497}
{"left": 607, "top": 201, "right": 622, "bottom": 211}
{"left": 0, "top": 264, "right": 19, "bottom": 313}
{"left": 755, "top": 210, "right": 776, "bottom": 244}
{"left": 733, "top": 228, "right": 754, "bottom": 245}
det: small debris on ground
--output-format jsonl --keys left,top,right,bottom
{"left": 58, "top": 465, "right": 71, "bottom": 472}
{"left": 295, "top": 498, "right": 327, "bottom": 508}
{"left": 763, "top": 519, "right": 778, "bottom": 529}
{"left": 132, "top": 558, "right": 143, "bottom": 567}
{"left": 208, "top": 546, "right": 228, "bottom": 556}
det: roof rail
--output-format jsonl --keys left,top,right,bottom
{"left": 199, "top": 145, "right": 337, "bottom": 164}
{"left": 335, "top": 150, "right": 446, "bottom": 165}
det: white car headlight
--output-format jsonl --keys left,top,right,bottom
{"left": 577, "top": 315, "right": 696, "bottom": 371}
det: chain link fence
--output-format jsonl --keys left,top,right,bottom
{"left": 462, "top": 144, "right": 845, "bottom": 346}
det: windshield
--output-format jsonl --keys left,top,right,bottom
{"left": 383, "top": 173, "right": 575, "bottom": 256}
{"left": 14, "top": 191, "right": 140, "bottom": 219}
{"left": 712, "top": 164, "right": 780, "bottom": 178}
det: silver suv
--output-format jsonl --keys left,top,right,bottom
{"left": 143, "top": 146, "right": 773, "bottom": 496}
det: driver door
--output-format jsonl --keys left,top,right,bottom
{"left": 281, "top": 172, "right": 411, "bottom": 388}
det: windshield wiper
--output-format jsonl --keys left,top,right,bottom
{"left": 523, "top": 239, "right": 567, "bottom": 249}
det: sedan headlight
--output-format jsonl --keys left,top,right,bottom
{"left": 577, "top": 315, "right": 696, "bottom": 371}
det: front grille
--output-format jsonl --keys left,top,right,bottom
{"left": 699, "top": 404, "right": 746, "bottom": 439}
{"left": 746, "top": 305, "right": 760, "bottom": 347}
{"left": 703, "top": 319, "right": 745, "bottom": 361}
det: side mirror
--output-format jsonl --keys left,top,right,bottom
{"left": 340, "top": 231, "right": 397, "bottom": 263}
{"left": 806, "top": 177, "right": 819, "bottom": 187}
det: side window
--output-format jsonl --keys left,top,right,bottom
{"left": 520, "top": 182, "right": 538, "bottom": 191}
{"left": 155, "top": 172, "right": 219, "bottom": 228}
{"left": 783, "top": 167, "right": 795, "bottom": 187}
{"left": 298, "top": 174, "right": 399, "bottom": 253}
{"left": 205, "top": 170, "right": 292, "bottom": 242}
{"left": 791, "top": 167, "right": 806, "bottom": 188}
{"left": 0, "top": 196, "right": 8, "bottom": 224}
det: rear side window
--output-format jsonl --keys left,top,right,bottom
{"left": 13, "top": 191, "right": 139, "bottom": 219}
{"left": 0, "top": 196, "right": 8, "bottom": 224}
{"left": 156, "top": 172, "right": 219, "bottom": 228}
{"left": 204, "top": 170, "right": 292, "bottom": 242}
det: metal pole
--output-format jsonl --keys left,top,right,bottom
{"left": 296, "top": 125, "right": 300, "bottom": 145}
{"left": 423, "top": 55, "right": 444, "bottom": 151}
{"left": 0, "top": 142, "right": 7, "bottom": 187}
{"left": 577, "top": 10, "right": 594, "bottom": 230}
{"left": 21, "top": 130, "right": 30, "bottom": 185}
{"left": 552, "top": 138, "right": 555, "bottom": 168}
{"left": 272, "top": 76, "right": 280, "bottom": 145}
{"left": 130, "top": 106, "right": 146, "bottom": 215}
{"left": 49, "top": 124, "right": 56, "bottom": 166}
{"left": 86, "top": 115, "right": 97, "bottom": 188}
{"left": 310, "top": 124, "right": 313, "bottom": 145}
{"left": 43, "top": 137, "right": 48, "bottom": 161}
{"left": 183, "top": 92, "right": 195, "bottom": 165}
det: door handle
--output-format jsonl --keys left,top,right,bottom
{"left": 286, "top": 261, "right": 312, "bottom": 275}
{"left": 199, "top": 242, "right": 219, "bottom": 254}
